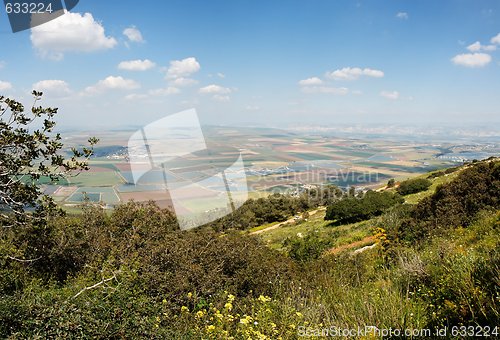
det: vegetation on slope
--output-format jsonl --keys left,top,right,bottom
{"left": 0, "top": 93, "right": 498, "bottom": 338}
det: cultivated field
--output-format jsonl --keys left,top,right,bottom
{"left": 47, "top": 126, "right": 497, "bottom": 212}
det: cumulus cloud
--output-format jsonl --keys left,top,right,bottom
{"left": 123, "top": 26, "right": 144, "bottom": 43}
{"left": 0, "top": 81, "right": 12, "bottom": 91}
{"left": 451, "top": 53, "right": 492, "bottom": 67}
{"left": 199, "top": 84, "right": 232, "bottom": 94}
{"left": 170, "top": 77, "right": 198, "bottom": 87}
{"left": 84, "top": 76, "right": 140, "bottom": 94}
{"left": 301, "top": 86, "right": 349, "bottom": 95}
{"left": 166, "top": 57, "right": 201, "bottom": 79}
{"left": 30, "top": 11, "right": 117, "bottom": 60}
{"left": 118, "top": 59, "right": 156, "bottom": 71}
{"left": 32, "top": 80, "right": 71, "bottom": 96}
{"left": 380, "top": 90, "right": 399, "bottom": 100}
{"left": 491, "top": 32, "right": 500, "bottom": 45}
{"left": 298, "top": 77, "right": 323, "bottom": 86}
{"left": 466, "top": 41, "right": 496, "bottom": 52}
{"left": 199, "top": 84, "right": 232, "bottom": 101}
{"left": 396, "top": 12, "right": 408, "bottom": 19}
{"left": 325, "top": 67, "right": 384, "bottom": 80}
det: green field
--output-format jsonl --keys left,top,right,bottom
{"left": 67, "top": 171, "right": 124, "bottom": 187}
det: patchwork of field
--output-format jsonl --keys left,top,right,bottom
{"left": 46, "top": 126, "right": 498, "bottom": 211}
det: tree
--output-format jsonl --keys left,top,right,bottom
{"left": 397, "top": 178, "right": 432, "bottom": 196}
{"left": 325, "top": 190, "right": 403, "bottom": 223}
{"left": 0, "top": 91, "right": 98, "bottom": 227}
{"left": 387, "top": 178, "right": 395, "bottom": 188}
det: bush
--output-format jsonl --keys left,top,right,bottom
{"left": 325, "top": 191, "right": 404, "bottom": 224}
{"left": 398, "top": 161, "right": 500, "bottom": 243}
{"left": 283, "top": 233, "right": 332, "bottom": 263}
{"left": 397, "top": 178, "right": 432, "bottom": 195}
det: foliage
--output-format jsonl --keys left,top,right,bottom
{"left": 0, "top": 92, "right": 98, "bottom": 228}
{"left": 325, "top": 190, "right": 404, "bottom": 224}
{"left": 209, "top": 185, "right": 342, "bottom": 231}
{"left": 283, "top": 233, "right": 332, "bottom": 263}
{"left": 397, "top": 161, "right": 500, "bottom": 243}
{"left": 387, "top": 178, "right": 395, "bottom": 188}
{"left": 397, "top": 177, "right": 432, "bottom": 196}
{"left": 0, "top": 128, "right": 498, "bottom": 338}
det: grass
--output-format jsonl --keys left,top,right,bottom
{"left": 248, "top": 221, "right": 278, "bottom": 233}
{"left": 254, "top": 208, "right": 375, "bottom": 253}
{"left": 401, "top": 169, "right": 461, "bottom": 204}
{"left": 67, "top": 171, "right": 124, "bottom": 187}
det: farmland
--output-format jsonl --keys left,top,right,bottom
{"left": 46, "top": 126, "right": 499, "bottom": 212}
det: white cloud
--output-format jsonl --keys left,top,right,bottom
{"left": 199, "top": 84, "right": 232, "bottom": 101}
{"left": 451, "top": 53, "right": 492, "bottom": 67}
{"left": 118, "top": 59, "right": 156, "bottom": 71}
{"left": 166, "top": 57, "right": 201, "bottom": 79}
{"left": 30, "top": 11, "right": 117, "bottom": 60}
{"left": 170, "top": 77, "right": 198, "bottom": 87}
{"left": 301, "top": 86, "right": 349, "bottom": 95}
{"left": 123, "top": 26, "right": 144, "bottom": 43}
{"left": 466, "top": 41, "right": 496, "bottom": 52}
{"left": 84, "top": 76, "right": 140, "bottom": 94}
{"left": 149, "top": 87, "right": 180, "bottom": 96}
{"left": 396, "top": 12, "right": 408, "bottom": 19}
{"left": 491, "top": 32, "right": 500, "bottom": 45}
{"left": 217, "top": 72, "right": 225, "bottom": 78}
{"left": 32, "top": 80, "right": 71, "bottom": 96}
{"left": 0, "top": 81, "right": 12, "bottom": 91}
{"left": 199, "top": 84, "right": 232, "bottom": 94}
{"left": 380, "top": 90, "right": 399, "bottom": 100}
{"left": 325, "top": 67, "right": 384, "bottom": 80}
{"left": 298, "top": 77, "right": 323, "bottom": 86}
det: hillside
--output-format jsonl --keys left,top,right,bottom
{"left": 0, "top": 158, "right": 498, "bottom": 338}
{"left": 249, "top": 160, "right": 471, "bottom": 256}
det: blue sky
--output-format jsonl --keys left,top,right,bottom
{"left": 0, "top": 0, "right": 499, "bottom": 129}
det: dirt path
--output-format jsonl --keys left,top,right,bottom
{"left": 249, "top": 207, "right": 325, "bottom": 235}
{"left": 324, "top": 235, "right": 376, "bottom": 256}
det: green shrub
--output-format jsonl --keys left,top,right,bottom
{"left": 283, "top": 233, "right": 332, "bottom": 263}
{"left": 398, "top": 161, "right": 500, "bottom": 243}
{"left": 397, "top": 178, "right": 432, "bottom": 195}
{"left": 325, "top": 191, "right": 404, "bottom": 223}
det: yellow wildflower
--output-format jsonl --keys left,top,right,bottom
{"left": 206, "top": 325, "right": 216, "bottom": 332}
{"left": 180, "top": 306, "right": 189, "bottom": 313}
{"left": 224, "top": 302, "right": 233, "bottom": 311}
{"left": 196, "top": 310, "right": 205, "bottom": 318}
{"left": 187, "top": 292, "right": 193, "bottom": 299}
{"left": 239, "top": 315, "right": 252, "bottom": 325}
{"left": 258, "top": 295, "right": 271, "bottom": 303}
{"left": 295, "top": 311, "right": 303, "bottom": 318}
{"left": 227, "top": 294, "right": 235, "bottom": 302}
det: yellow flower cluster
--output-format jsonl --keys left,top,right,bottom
{"left": 156, "top": 291, "right": 309, "bottom": 339}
